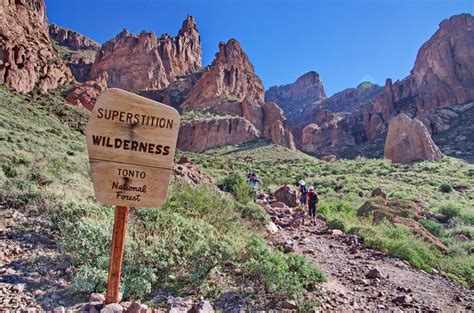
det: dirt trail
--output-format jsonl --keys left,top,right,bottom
{"left": 271, "top": 219, "right": 474, "bottom": 311}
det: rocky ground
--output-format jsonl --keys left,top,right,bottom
{"left": 264, "top": 199, "right": 474, "bottom": 311}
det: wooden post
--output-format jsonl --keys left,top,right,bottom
{"left": 105, "top": 205, "right": 130, "bottom": 304}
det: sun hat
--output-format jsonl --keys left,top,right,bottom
{"left": 309, "top": 186, "right": 314, "bottom": 191}
{"left": 299, "top": 180, "right": 305, "bottom": 185}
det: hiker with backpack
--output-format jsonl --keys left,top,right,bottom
{"left": 306, "top": 186, "right": 319, "bottom": 226}
{"left": 297, "top": 180, "right": 307, "bottom": 210}
{"left": 248, "top": 172, "right": 261, "bottom": 194}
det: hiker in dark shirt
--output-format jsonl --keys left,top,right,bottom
{"left": 306, "top": 186, "right": 319, "bottom": 226}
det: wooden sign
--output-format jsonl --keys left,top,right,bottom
{"left": 86, "top": 88, "right": 180, "bottom": 208}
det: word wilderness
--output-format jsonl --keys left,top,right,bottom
{"left": 86, "top": 88, "right": 180, "bottom": 208}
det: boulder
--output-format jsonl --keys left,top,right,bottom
{"left": 281, "top": 300, "right": 298, "bottom": 310}
{"left": 193, "top": 300, "right": 214, "bottom": 313}
{"left": 357, "top": 199, "right": 422, "bottom": 224}
{"left": 265, "top": 222, "right": 279, "bottom": 234}
{"left": 365, "top": 268, "right": 382, "bottom": 279}
{"left": 125, "top": 301, "right": 147, "bottom": 313}
{"left": 384, "top": 113, "right": 443, "bottom": 163}
{"left": 371, "top": 187, "right": 388, "bottom": 199}
{"left": 101, "top": 303, "right": 123, "bottom": 313}
{"left": 274, "top": 185, "right": 298, "bottom": 207}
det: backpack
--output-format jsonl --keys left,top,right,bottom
{"left": 300, "top": 185, "right": 307, "bottom": 194}
{"left": 309, "top": 192, "right": 318, "bottom": 206}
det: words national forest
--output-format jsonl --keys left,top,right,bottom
{"left": 1, "top": 0, "right": 473, "bottom": 311}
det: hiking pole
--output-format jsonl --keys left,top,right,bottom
{"left": 105, "top": 205, "right": 130, "bottom": 304}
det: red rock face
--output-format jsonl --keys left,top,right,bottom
{"left": 0, "top": 0, "right": 73, "bottom": 93}
{"left": 301, "top": 110, "right": 366, "bottom": 156}
{"left": 49, "top": 24, "right": 100, "bottom": 51}
{"left": 177, "top": 117, "right": 259, "bottom": 152}
{"left": 318, "top": 83, "right": 382, "bottom": 114}
{"left": 384, "top": 113, "right": 443, "bottom": 163}
{"left": 265, "top": 71, "right": 326, "bottom": 122}
{"left": 181, "top": 39, "right": 295, "bottom": 149}
{"left": 49, "top": 24, "right": 100, "bottom": 82}
{"left": 181, "top": 39, "right": 264, "bottom": 110}
{"left": 89, "top": 16, "right": 201, "bottom": 91}
{"left": 365, "top": 13, "right": 474, "bottom": 140}
{"left": 65, "top": 73, "right": 108, "bottom": 111}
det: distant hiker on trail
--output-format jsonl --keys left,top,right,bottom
{"left": 297, "top": 180, "right": 308, "bottom": 210}
{"left": 248, "top": 172, "right": 261, "bottom": 193}
{"left": 306, "top": 186, "right": 319, "bottom": 226}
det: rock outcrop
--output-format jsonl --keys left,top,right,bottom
{"left": 65, "top": 73, "right": 108, "bottom": 110}
{"left": 318, "top": 83, "right": 382, "bottom": 114}
{"left": 0, "top": 0, "right": 73, "bottom": 93}
{"left": 49, "top": 24, "right": 100, "bottom": 51}
{"left": 181, "top": 39, "right": 264, "bottom": 110}
{"left": 49, "top": 24, "right": 100, "bottom": 82}
{"left": 89, "top": 16, "right": 201, "bottom": 91}
{"left": 364, "top": 13, "right": 474, "bottom": 140}
{"left": 301, "top": 110, "right": 366, "bottom": 156}
{"left": 384, "top": 113, "right": 443, "bottom": 163}
{"left": 265, "top": 71, "right": 326, "bottom": 122}
{"left": 180, "top": 39, "right": 295, "bottom": 149}
{"left": 177, "top": 117, "right": 259, "bottom": 152}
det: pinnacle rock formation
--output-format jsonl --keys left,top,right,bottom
{"left": 180, "top": 39, "right": 295, "bottom": 150}
{"left": 365, "top": 13, "right": 474, "bottom": 141}
{"left": 0, "top": 0, "right": 73, "bottom": 93}
{"left": 384, "top": 113, "right": 443, "bottom": 163}
{"left": 89, "top": 16, "right": 202, "bottom": 91}
{"left": 265, "top": 71, "right": 326, "bottom": 122}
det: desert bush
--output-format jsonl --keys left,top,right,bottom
{"left": 243, "top": 237, "right": 324, "bottom": 298}
{"left": 217, "top": 171, "right": 253, "bottom": 203}
{"left": 327, "top": 219, "right": 346, "bottom": 232}
{"left": 236, "top": 201, "right": 270, "bottom": 224}
{"left": 439, "top": 183, "right": 453, "bottom": 193}
{"left": 420, "top": 219, "right": 445, "bottom": 237}
{"left": 440, "top": 204, "right": 461, "bottom": 220}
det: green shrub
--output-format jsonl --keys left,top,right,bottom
{"left": 73, "top": 265, "right": 108, "bottom": 293}
{"left": 236, "top": 201, "right": 270, "bottom": 224}
{"left": 243, "top": 237, "right": 324, "bottom": 298}
{"left": 439, "top": 183, "right": 453, "bottom": 193}
{"left": 419, "top": 219, "right": 444, "bottom": 237}
{"left": 327, "top": 219, "right": 346, "bottom": 232}
{"left": 217, "top": 171, "right": 253, "bottom": 203}
{"left": 440, "top": 204, "right": 461, "bottom": 220}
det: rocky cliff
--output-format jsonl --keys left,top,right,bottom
{"left": 0, "top": 0, "right": 73, "bottom": 93}
{"left": 180, "top": 39, "right": 295, "bottom": 150}
{"left": 49, "top": 24, "right": 100, "bottom": 82}
{"left": 265, "top": 71, "right": 326, "bottom": 122}
{"left": 89, "top": 16, "right": 201, "bottom": 91}
{"left": 365, "top": 13, "right": 474, "bottom": 141}
{"left": 301, "top": 13, "right": 474, "bottom": 158}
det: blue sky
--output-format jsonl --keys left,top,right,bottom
{"left": 46, "top": 0, "right": 473, "bottom": 96}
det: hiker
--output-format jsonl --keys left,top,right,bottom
{"left": 297, "top": 180, "right": 308, "bottom": 209}
{"left": 248, "top": 172, "right": 261, "bottom": 193}
{"left": 306, "top": 186, "right": 319, "bottom": 225}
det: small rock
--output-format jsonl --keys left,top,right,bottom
{"left": 330, "top": 229, "right": 344, "bottom": 237}
{"left": 265, "top": 222, "right": 279, "bottom": 234}
{"left": 53, "top": 306, "right": 65, "bottom": 313}
{"left": 101, "top": 303, "right": 124, "bottom": 313}
{"left": 125, "top": 301, "right": 147, "bottom": 313}
{"left": 393, "top": 295, "right": 413, "bottom": 306}
{"left": 365, "top": 268, "right": 382, "bottom": 279}
{"left": 281, "top": 299, "right": 298, "bottom": 310}
{"left": 33, "top": 289, "right": 45, "bottom": 297}
{"left": 12, "top": 283, "right": 25, "bottom": 293}
{"left": 90, "top": 293, "right": 106, "bottom": 303}
{"left": 371, "top": 187, "right": 387, "bottom": 199}
{"left": 177, "top": 155, "right": 191, "bottom": 164}
{"left": 270, "top": 201, "right": 286, "bottom": 208}
{"left": 194, "top": 300, "right": 214, "bottom": 313}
